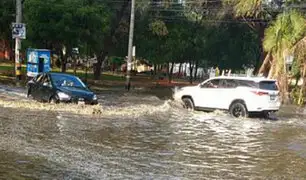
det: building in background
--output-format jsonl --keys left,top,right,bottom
{"left": 0, "top": 40, "right": 12, "bottom": 60}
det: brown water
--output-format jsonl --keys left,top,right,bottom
{"left": 0, "top": 85, "right": 306, "bottom": 179}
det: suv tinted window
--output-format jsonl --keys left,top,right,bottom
{"left": 202, "top": 79, "right": 220, "bottom": 88}
{"left": 220, "top": 79, "right": 237, "bottom": 88}
{"left": 237, "top": 80, "right": 257, "bottom": 88}
{"left": 259, "top": 81, "right": 278, "bottom": 91}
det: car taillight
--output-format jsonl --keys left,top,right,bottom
{"left": 251, "top": 91, "right": 269, "bottom": 96}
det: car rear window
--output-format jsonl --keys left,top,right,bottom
{"left": 259, "top": 81, "right": 278, "bottom": 91}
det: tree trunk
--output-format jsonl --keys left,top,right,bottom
{"left": 278, "top": 73, "right": 290, "bottom": 104}
{"left": 189, "top": 61, "right": 194, "bottom": 84}
{"left": 2, "top": 40, "right": 6, "bottom": 59}
{"left": 153, "top": 63, "right": 157, "bottom": 75}
{"left": 73, "top": 56, "right": 77, "bottom": 75}
{"left": 194, "top": 60, "right": 199, "bottom": 81}
{"left": 276, "top": 52, "right": 290, "bottom": 104}
{"left": 177, "top": 63, "right": 182, "bottom": 78}
{"left": 168, "top": 62, "right": 174, "bottom": 83}
{"left": 93, "top": 53, "right": 105, "bottom": 80}
{"left": 61, "top": 58, "right": 66, "bottom": 72}
{"left": 60, "top": 50, "right": 67, "bottom": 73}
{"left": 297, "top": 64, "right": 306, "bottom": 105}
{"left": 184, "top": 63, "right": 187, "bottom": 78}
{"left": 258, "top": 52, "right": 272, "bottom": 76}
{"left": 268, "top": 56, "right": 276, "bottom": 79}
{"left": 112, "top": 63, "right": 115, "bottom": 74}
{"left": 61, "top": 60, "right": 66, "bottom": 72}
{"left": 93, "top": 0, "right": 129, "bottom": 80}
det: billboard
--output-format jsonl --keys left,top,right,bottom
{"left": 26, "top": 49, "right": 51, "bottom": 77}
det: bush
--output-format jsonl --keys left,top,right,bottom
{"left": 290, "top": 87, "right": 304, "bottom": 106}
{"left": 131, "top": 70, "right": 137, "bottom": 76}
{"left": 55, "top": 58, "right": 61, "bottom": 68}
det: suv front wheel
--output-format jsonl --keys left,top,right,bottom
{"left": 229, "top": 102, "right": 248, "bottom": 118}
{"left": 182, "top": 97, "right": 194, "bottom": 111}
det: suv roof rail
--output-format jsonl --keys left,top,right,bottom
{"left": 220, "top": 73, "right": 263, "bottom": 78}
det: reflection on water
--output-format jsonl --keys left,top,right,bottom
{"left": 0, "top": 89, "right": 306, "bottom": 179}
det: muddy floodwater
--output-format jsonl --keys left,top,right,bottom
{"left": 0, "top": 85, "right": 306, "bottom": 179}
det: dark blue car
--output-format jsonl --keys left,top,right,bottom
{"left": 27, "top": 72, "right": 98, "bottom": 105}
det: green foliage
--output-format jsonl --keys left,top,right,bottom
{"left": 290, "top": 86, "right": 304, "bottom": 106}
{"left": 23, "top": 0, "right": 111, "bottom": 55}
{"left": 133, "top": 1, "right": 261, "bottom": 71}
{"left": 0, "top": 0, "right": 284, "bottom": 75}
{"left": 263, "top": 10, "right": 306, "bottom": 78}
{"left": 0, "top": 0, "right": 14, "bottom": 39}
{"left": 263, "top": 10, "right": 306, "bottom": 53}
{"left": 228, "top": 0, "right": 270, "bottom": 18}
{"left": 149, "top": 20, "right": 169, "bottom": 36}
{"left": 0, "top": 0, "right": 14, "bottom": 56}
{"left": 110, "top": 56, "right": 124, "bottom": 65}
{"left": 291, "top": 58, "right": 301, "bottom": 77}
{"left": 226, "top": 0, "right": 286, "bottom": 19}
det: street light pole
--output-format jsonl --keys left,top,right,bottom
{"left": 125, "top": 0, "right": 135, "bottom": 91}
{"left": 15, "top": 0, "right": 22, "bottom": 82}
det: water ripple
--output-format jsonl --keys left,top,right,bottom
{"left": 1, "top": 89, "right": 306, "bottom": 179}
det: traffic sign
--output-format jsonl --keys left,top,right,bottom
{"left": 12, "top": 23, "right": 26, "bottom": 39}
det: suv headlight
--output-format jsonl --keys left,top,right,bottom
{"left": 93, "top": 94, "right": 97, "bottom": 100}
{"left": 57, "top": 92, "right": 70, "bottom": 99}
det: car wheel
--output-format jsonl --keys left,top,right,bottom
{"left": 182, "top": 97, "right": 194, "bottom": 111}
{"left": 229, "top": 102, "right": 248, "bottom": 118}
{"left": 50, "top": 95, "right": 60, "bottom": 104}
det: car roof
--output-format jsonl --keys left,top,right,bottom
{"left": 209, "top": 76, "right": 276, "bottom": 82}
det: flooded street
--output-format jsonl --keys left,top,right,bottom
{"left": 0, "top": 85, "right": 306, "bottom": 179}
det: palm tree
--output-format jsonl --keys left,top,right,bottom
{"left": 225, "top": 0, "right": 284, "bottom": 73}
{"left": 263, "top": 10, "right": 306, "bottom": 103}
{"left": 291, "top": 36, "right": 306, "bottom": 105}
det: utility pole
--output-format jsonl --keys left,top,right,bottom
{"left": 15, "top": 0, "right": 22, "bottom": 82}
{"left": 125, "top": 0, "right": 135, "bottom": 91}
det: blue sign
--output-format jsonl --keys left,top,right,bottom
{"left": 26, "top": 49, "right": 51, "bottom": 77}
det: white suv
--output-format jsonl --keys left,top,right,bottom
{"left": 174, "top": 76, "right": 281, "bottom": 118}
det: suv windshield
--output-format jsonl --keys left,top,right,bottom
{"left": 259, "top": 81, "right": 278, "bottom": 91}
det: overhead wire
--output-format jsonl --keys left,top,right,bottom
{"left": 104, "top": 0, "right": 306, "bottom": 24}
{"left": 104, "top": 0, "right": 306, "bottom": 8}
{"left": 151, "top": 16, "right": 271, "bottom": 24}
{"left": 104, "top": 0, "right": 223, "bottom": 3}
